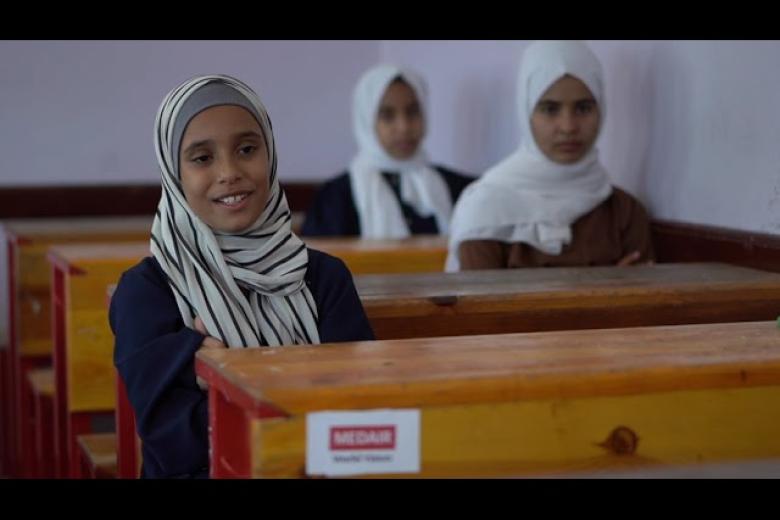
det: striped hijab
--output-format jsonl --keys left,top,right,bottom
{"left": 151, "top": 74, "right": 320, "bottom": 348}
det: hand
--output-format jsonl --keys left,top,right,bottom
{"left": 193, "top": 316, "right": 207, "bottom": 334}
{"left": 193, "top": 316, "right": 226, "bottom": 351}
{"left": 616, "top": 251, "right": 654, "bottom": 267}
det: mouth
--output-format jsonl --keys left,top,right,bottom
{"left": 555, "top": 142, "right": 583, "bottom": 152}
{"left": 212, "top": 191, "right": 253, "bottom": 209}
{"left": 393, "top": 140, "right": 418, "bottom": 154}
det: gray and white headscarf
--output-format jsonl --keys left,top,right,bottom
{"left": 151, "top": 74, "right": 319, "bottom": 348}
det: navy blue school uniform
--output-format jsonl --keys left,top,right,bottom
{"left": 301, "top": 166, "right": 474, "bottom": 237}
{"left": 109, "top": 248, "right": 375, "bottom": 479}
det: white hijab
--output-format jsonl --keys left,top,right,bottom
{"left": 446, "top": 41, "right": 613, "bottom": 271}
{"left": 349, "top": 64, "right": 453, "bottom": 238}
{"left": 151, "top": 74, "right": 319, "bottom": 348}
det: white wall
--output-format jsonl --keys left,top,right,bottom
{"left": 0, "top": 40, "right": 380, "bottom": 186}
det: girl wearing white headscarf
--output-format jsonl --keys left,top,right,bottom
{"left": 302, "top": 64, "right": 474, "bottom": 238}
{"left": 446, "top": 41, "right": 654, "bottom": 271}
{"left": 109, "top": 74, "right": 373, "bottom": 479}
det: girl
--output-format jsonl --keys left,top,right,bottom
{"left": 302, "top": 64, "right": 473, "bottom": 238}
{"left": 109, "top": 74, "right": 374, "bottom": 478}
{"left": 447, "top": 41, "right": 654, "bottom": 271}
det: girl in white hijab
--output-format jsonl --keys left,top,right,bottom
{"left": 446, "top": 41, "right": 654, "bottom": 271}
{"left": 302, "top": 64, "right": 474, "bottom": 238}
{"left": 110, "top": 74, "right": 373, "bottom": 479}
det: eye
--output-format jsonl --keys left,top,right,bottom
{"left": 378, "top": 108, "right": 396, "bottom": 123}
{"left": 191, "top": 154, "right": 212, "bottom": 165}
{"left": 405, "top": 103, "right": 421, "bottom": 118}
{"left": 238, "top": 144, "right": 258, "bottom": 156}
{"left": 536, "top": 102, "right": 559, "bottom": 115}
{"left": 575, "top": 101, "right": 596, "bottom": 114}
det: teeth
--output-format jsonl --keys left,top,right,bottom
{"left": 218, "top": 193, "right": 248, "bottom": 205}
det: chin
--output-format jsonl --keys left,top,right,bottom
{"left": 552, "top": 153, "right": 585, "bottom": 165}
{"left": 209, "top": 216, "right": 258, "bottom": 234}
{"left": 390, "top": 151, "right": 416, "bottom": 161}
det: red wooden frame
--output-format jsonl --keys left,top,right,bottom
{"left": 196, "top": 357, "right": 288, "bottom": 479}
{"left": 49, "top": 255, "right": 100, "bottom": 478}
{"left": 115, "top": 374, "right": 138, "bottom": 478}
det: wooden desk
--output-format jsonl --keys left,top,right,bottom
{"left": 27, "top": 368, "right": 55, "bottom": 478}
{"left": 48, "top": 241, "right": 150, "bottom": 478}
{"left": 0, "top": 348, "right": 7, "bottom": 476}
{"left": 305, "top": 235, "right": 447, "bottom": 274}
{"left": 197, "top": 321, "right": 780, "bottom": 478}
{"left": 76, "top": 433, "right": 117, "bottom": 479}
{"left": 1, "top": 217, "right": 151, "bottom": 477}
{"left": 356, "top": 263, "right": 780, "bottom": 339}
{"left": 107, "top": 284, "right": 143, "bottom": 480}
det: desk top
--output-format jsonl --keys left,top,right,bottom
{"left": 197, "top": 320, "right": 780, "bottom": 416}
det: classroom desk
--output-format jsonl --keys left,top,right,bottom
{"left": 48, "top": 241, "right": 150, "bottom": 478}
{"left": 103, "top": 283, "right": 141, "bottom": 479}
{"left": 196, "top": 321, "right": 780, "bottom": 478}
{"left": 1, "top": 217, "right": 151, "bottom": 477}
{"left": 108, "top": 283, "right": 143, "bottom": 480}
{"left": 27, "top": 368, "right": 55, "bottom": 478}
{"left": 76, "top": 433, "right": 117, "bottom": 479}
{"left": 305, "top": 235, "right": 447, "bottom": 274}
{"left": 355, "top": 263, "right": 780, "bottom": 339}
{"left": 0, "top": 348, "right": 7, "bottom": 476}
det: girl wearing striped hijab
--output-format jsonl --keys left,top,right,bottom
{"left": 301, "top": 64, "right": 474, "bottom": 238}
{"left": 446, "top": 41, "right": 654, "bottom": 271}
{"left": 109, "top": 74, "right": 374, "bottom": 479}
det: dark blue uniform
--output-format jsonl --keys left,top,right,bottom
{"left": 301, "top": 166, "right": 474, "bottom": 237}
{"left": 109, "top": 249, "right": 375, "bottom": 478}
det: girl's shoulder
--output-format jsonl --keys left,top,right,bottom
{"left": 113, "top": 256, "right": 173, "bottom": 307}
{"left": 305, "top": 248, "right": 351, "bottom": 285}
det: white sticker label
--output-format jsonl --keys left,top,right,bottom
{"left": 306, "top": 409, "right": 420, "bottom": 477}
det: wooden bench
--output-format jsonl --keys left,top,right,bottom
{"left": 105, "top": 284, "right": 144, "bottom": 479}
{"left": 305, "top": 235, "right": 447, "bottom": 274}
{"left": 196, "top": 320, "right": 780, "bottom": 478}
{"left": 0, "top": 347, "right": 7, "bottom": 476}
{"left": 27, "top": 368, "right": 55, "bottom": 478}
{"left": 1, "top": 217, "right": 151, "bottom": 477}
{"left": 47, "top": 241, "right": 150, "bottom": 478}
{"left": 355, "top": 263, "right": 780, "bottom": 339}
{"left": 76, "top": 433, "right": 117, "bottom": 479}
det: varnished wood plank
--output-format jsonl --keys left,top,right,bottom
{"left": 76, "top": 433, "right": 117, "bottom": 478}
{"left": 197, "top": 321, "right": 780, "bottom": 415}
{"left": 305, "top": 235, "right": 447, "bottom": 274}
{"left": 27, "top": 368, "right": 54, "bottom": 397}
{"left": 354, "top": 263, "right": 780, "bottom": 339}
{"left": 249, "top": 385, "right": 780, "bottom": 477}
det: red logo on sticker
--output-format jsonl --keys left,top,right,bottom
{"left": 329, "top": 425, "right": 396, "bottom": 450}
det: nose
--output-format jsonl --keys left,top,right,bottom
{"left": 395, "top": 114, "right": 412, "bottom": 135}
{"left": 558, "top": 110, "right": 579, "bottom": 134}
{"left": 216, "top": 156, "right": 242, "bottom": 184}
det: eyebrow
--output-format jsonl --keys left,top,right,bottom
{"left": 182, "top": 130, "right": 265, "bottom": 154}
{"left": 538, "top": 97, "right": 596, "bottom": 104}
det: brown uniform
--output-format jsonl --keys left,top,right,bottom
{"left": 458, "top": 187, "right": 655, "bottom": 270}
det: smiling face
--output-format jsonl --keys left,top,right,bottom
{"left": 178, "top": 105, "right": 270, "bottom": 233}
{"left": 374, "top": 78, "right": 425, "bottom": 160}
{"left": 530, "top": 74, "right": 601, "bottom": 164}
